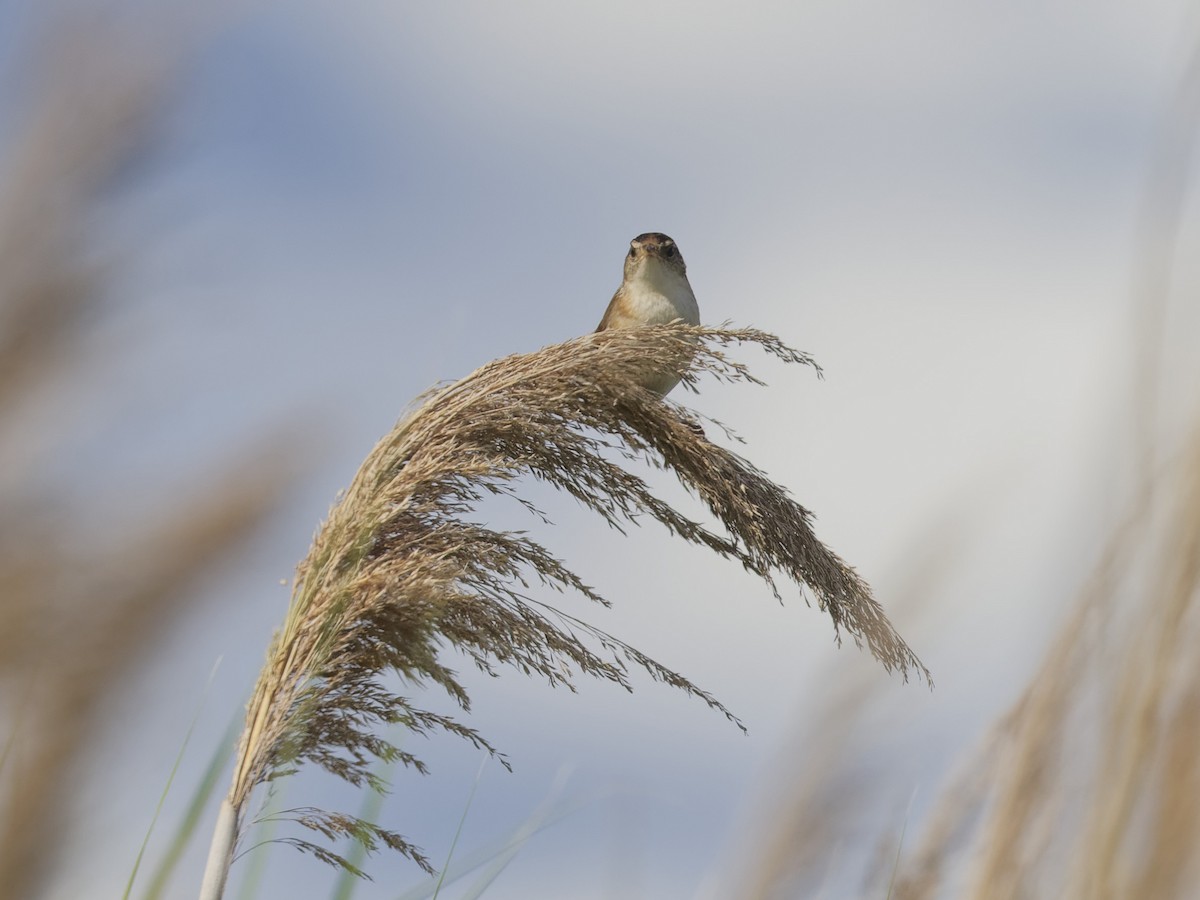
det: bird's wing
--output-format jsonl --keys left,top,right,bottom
{"left": 595, "top": 290, "right": 623, "bottom": 332}
{"left": 592, "top": 289, "right": 638, "bottom": 331}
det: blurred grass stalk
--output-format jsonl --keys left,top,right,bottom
{"left": 730, "top": 30, "right": 1200, "bottom": 900}
{"left": 0, "top": 10, "right": 296, "bottom": 900}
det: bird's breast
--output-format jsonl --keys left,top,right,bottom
{"left": 622, "top": 271, "right": 699, "bottom": 326}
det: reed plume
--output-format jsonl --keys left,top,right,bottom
{"left": 201, "top": 323, "right": 928, "bottom": 896}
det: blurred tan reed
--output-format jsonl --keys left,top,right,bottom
{"left": 727, "top": 32, "right": 1200, "bottom": 900}
{"left": 724, "top": 421, "right": 1200, "bottom": 900}
{"left": 200, "top": 323, "right": 928, "bottom": 897}
{"left": 0, "top": 13, "right": 296, "bottom": 900}
{"left": 900, "top": 428, "right": 1200, "bottom": 900}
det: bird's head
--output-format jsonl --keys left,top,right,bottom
{"left": 623, "top": 232, "right": 687, "bottom": 283}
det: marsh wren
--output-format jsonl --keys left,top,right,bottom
{"left": 595, "top": 232, "right": 700, "bottom": 397}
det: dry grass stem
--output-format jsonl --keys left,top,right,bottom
{"left": 206, "top": 323, "right": 926, "bottom": 892}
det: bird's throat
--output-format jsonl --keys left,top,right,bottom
{"left": 623, "top": 263, "right": 699, "bottom": 326}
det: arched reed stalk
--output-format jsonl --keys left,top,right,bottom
{"left": 199, "top": 324, "right": 928, "bottom": 898}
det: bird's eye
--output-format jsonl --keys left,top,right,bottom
{"left": 663, "top": 245, "right": 677, "bottom": 257}
{"left": 628, "top": 247, "right": 638, "bottom": 258}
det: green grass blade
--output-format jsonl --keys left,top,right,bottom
{"left": 453, "top": 792, "right": 585, "bottom": 900}
{"left": 430, "top": 756, "right": 489, "bottom": 900}
{"left": 138, "top": 710, "right": 240, "bottom": 900}
{"left": 885, "top": 786, "right": 919, "bottom": 900}
{"left": 125, "top": 660, "right": 224, "bottom": 900}
{"left": 452, "top": 833, "right": 528, "bottom": 900}
{"left": 233, "top": 781, "right": 291, "bottom": 900}
{"left": 395, "top": 771, "right": 584, "bottom": 900}
{"left": 329, "top": 741, "right": 401, "bottom": 900}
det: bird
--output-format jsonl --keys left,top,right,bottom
{"left": 595, "top": 232, "right": 700, "bottom": 397}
